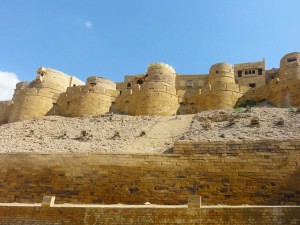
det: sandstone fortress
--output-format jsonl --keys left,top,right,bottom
{"left": 0, "top": 52, "right": 299, "bottom": 124}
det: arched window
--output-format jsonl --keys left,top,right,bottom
{"left": 126, "top": 83, "right": 132, "bottom": 88}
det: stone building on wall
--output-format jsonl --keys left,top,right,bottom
{"left": 0, "top": 52, "right": 299, "bottom": 124}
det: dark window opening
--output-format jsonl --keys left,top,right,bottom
{"left": 258, "top": 68, "right": 263, "bottom": 75}
{"left": 126, "top": 83, "right": 132, "bottom": 88}
{"left": 216, "top": 70, "right": 219, "bottom": 74}
{"left": 287, "top": 57, "right": 297, "bottom": 63}
{"left": 252, "top": 70, "right": 255, "bottom": 74}
{"left": 73, "top": 84, "right": 76, "bottom": 87}
{"left": 237, "top": 71, "right": 242, "bottom": 77}
{"left": 245, "top": 70, "right": 248, "bottom": 75}
{"left": 249, "top": 83, "right": 256, "bottom": 88}
{"left": 187, "top": 80, "right": 193, "bottom": 87}
{"left": 120, "top": 91, "right": 122, "bottom": 95}
{"left": 90, "top": 82, "right": 96, "bottom": 87}
{"left": 137, "top": 79, "right": 144, "bottom": 85}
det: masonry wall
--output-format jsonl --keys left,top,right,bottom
{"left": 0, "top": 101, "right": 13, "bottom": 124}
{"left": 236, "top": 79, "right": 300, "bottom": 107}
{"left": 195, "top": 84, "right": 248, "bottom": 112}
{"left": 0, "top": 140, "right": 299, "bottom": 205}
{"left": 8, "top": 88, "right": 58, "bottom": 123}
{"left": 0, "top": 205, "right": 299, "bottom": 225}
{"left": 54, "top": 85, "right": 119, "bottom": 117}
{"left": 8, "top": 68, "right": 85, "bottom": 123}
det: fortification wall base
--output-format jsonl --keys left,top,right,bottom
{"left": 0, "top": 101, "right": 13, "bottom": 124}
{"left": 0, "top": 139, "right": 298, "bottom": 205}
{"left": 0, "top": 203, "right": 298, "bottom": 225}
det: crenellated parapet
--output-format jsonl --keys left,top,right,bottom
{"left": 146, "top": 62, "right": 176, "bottom": 86}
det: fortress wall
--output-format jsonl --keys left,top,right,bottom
{"left": 146, "top": 63, "right": 176, "bottom": 86}
{"left": 54, "top": 85, "right": 119, "bottom": 117}
{"left": 0, "top": 205, "right": 299, "bottom": 225}
{"left": 196, "top": 88, "right": 244, "bottom": 112}
{"left": 7, "top": 68, "right": 85, "bottom": 123}
{"left": 8, "top": 88, "right": 58, "bottom": 123}
{"left": 128, "top": 82, "right": 179, "bottom": 115}
{"left": 235, "top": 60, "right": 266, "bottom": 88}
{"left": 33, "top": 69, "right": 84, "bottom": 92}
{"left": 0, "top": 139, "right": 298, "bottom": 205}
{"left": 86, "top": 76, "right": 116, "bottom": 90}
{"left": 0, "top": 101, "right": 13, "bottom": 124}
{"left": 175, "top": 74, "right": 208, "bottom": 90}
{"left": 209, "top": 63, "right": 235, "bottom": 85}
{"left": 279, "top": 52, "right": 300, "bottom": 81}
{"left": 236, "top": 79, "right": 300, "bottom": 107}
{"left": 113, "top": 90, "right": 132, "bottom": 114}
{"left": 267, "top": 79, "right": 300, "bottom": 107}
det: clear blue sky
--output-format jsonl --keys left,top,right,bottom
{"left": 0, "top": 0, "right": 299, "bottom": 83}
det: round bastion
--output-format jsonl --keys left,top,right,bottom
{"left": 279, "top": 52, "right": 300, "bottom": 81}
{"left": 86, "top": 76, "right": 116, "bottom": 90}
{"left": 146, "top": 63, "right": 176, "bottom": 86}
{"left": 208, "top": 62, "right": 235, "bottom": 85}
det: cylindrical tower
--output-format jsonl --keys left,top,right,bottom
{"left": 54, "top": 76, "right": 118, "bottom": 117}
{"left": 128, "top": 63, "right": 179, "bottom": 116}
{"left": 279, "top": 52, "right": 300, "bottom": 81}
{"left": 9, "top": 67, "right": 84, "bottom": 123}
{"left": 196, "top": 62, "right": 242, "bottom": 112}
{"left": 208, "top": 63, "right": 235, "bottom": 85}
{"left": 145, "top": 63, "right": 176, "bottom": 86}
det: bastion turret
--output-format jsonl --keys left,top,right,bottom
{"left": 236, "top": 52, "right": 300, "bottom": 107}
{"left": 8, "top": 67, "right": 84, "bottom": 123}
{"left": 196, "top": 63, "right": 248, "bottom": 111}
{"left": 54, "top": 76, "right": 119, "bottom": 117}
{"left": 114, "top": 63, "right": 179, "bottom": 116}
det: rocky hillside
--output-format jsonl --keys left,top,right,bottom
{"left": 0, "top": 105, "right": 299, "bottom": 153}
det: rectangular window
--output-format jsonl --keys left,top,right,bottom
{"left": 237, "top": 71, "right": 242, "bottom": 77}
{"left": 187, "top": 80, "right": 193, "bottom": 87}
{"left": 249, "top": 83, "right": 256, "bottom": 88}
{"left": 258, "top": 68, "right": 263, "bottom": 75}
{"left": 287, "top": 57, "right": 297, "bottom": 63}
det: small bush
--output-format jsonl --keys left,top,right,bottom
{"left": 250, "top": 116, "right": 260, "bottom": 127}
{"left": 275, "top": 118, "right": 284, "bottom": 126}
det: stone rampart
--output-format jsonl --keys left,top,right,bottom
{"left": 8, "top": 88, "right": 58, "bottom": 123}
{"left": 279, "top": 52, "right": 300, "bottom": 81}
{"left": 236, "top": 79, "right": 300, "bottom": 107}
{"left": 127, "top": 82, "right": 179, "bottom": 115}
{"left": 0, "top": 204, "right": 298, "bottom": 225}
{"left": 0, "top": 139, "right": 298, "bottom": 205}
{"left": 54, "top": 77, "right": 119, "bottom": 117}
{"left": 146, "top": 63, "right": 176, "bottom": 86}
{"left": 0, "top": 101, "right": 13, "bottom": 124}
{"left": 7, "top": 68, "right": 85, "bottom": 123}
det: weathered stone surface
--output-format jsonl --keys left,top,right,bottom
{"left": 0, "top": 139, "right": 298, "bottom": 205}
{"left": 0, "top": 204, "right": 299, "bottom": 225}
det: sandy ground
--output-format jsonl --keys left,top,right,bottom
{"left": 0, "top": 105, "right": 299, "bottom": 153}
